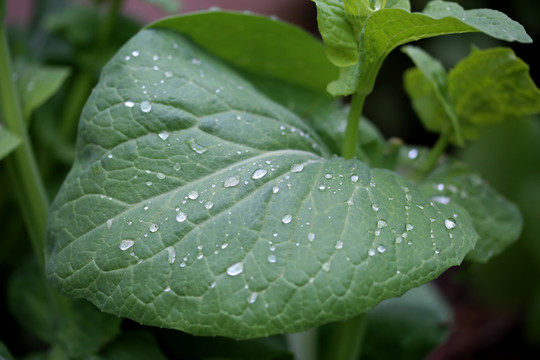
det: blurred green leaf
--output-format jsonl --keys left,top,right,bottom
{"left": 0, "top": 341, "right": 15, "bottom": 360}
{"left": 149, "top": 11, "right": 338, "bottom": 94}
{"left": 13, "top": 59, "right": 71, "bottom": 120}
{"left": 0, "top": 126, "right": 21, "bottom": 160}
{"left": 363, "top": 283, "right": 452, "bottom": 360}
{"left": 402, "top": 45, "right": 462, "bottom": 144}
{"left": 449, "top": 47, "right": 540, "bottom": 138}
{"left": 8, "top": 258, "right": 121, "bottom": 358}
{"left": 44, "top": 5, "right": 99, "bottom": 47}
{"left": 100, "top": 331, "right": 167, "bottom": 360}
{"left": 140, "top": 0, "right": 181, "bottom": 13}
{"left": 420, "top": 162, "right": 523, "bottom": 263}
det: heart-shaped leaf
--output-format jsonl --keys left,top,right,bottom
{"left": 45, "top": 24, "right": 477, "bottom": 339}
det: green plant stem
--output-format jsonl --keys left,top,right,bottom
{"left": 287, "top": 329, "right": 318, "bottom": 360}
{"left": 342, "top": 92, "right": 366, "bottom": 159}
{"left": 0, "top": 20, "right": 49, "bottom": 268}
{"left": 322, "top": 314, "right": 367, "bottom": 360}
{"left": 413, "top": 131, "right": 450, "bottom": 180}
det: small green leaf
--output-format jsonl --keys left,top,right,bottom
{"left": 8, "top": 258, "right": 121, "bottom": 357}
{"left": 327, "top": 1, "right": 531, "bottom": 96}
{"left": 420, "top": 162, "right": 523, "bottom": 263}
{"left": 46, "top": 27, "right": 478, "bottom": 339}
{"left": 140, "top": 0, "right": 180, "bottom": 13}
{"left": 449, "top": 47, "right": 540, "bottom": 138}
{"left": 363, "top": 283, "right": 452, "bottom": 360}
{"left": 150, "top": 11, "right": 337, "bottom": 94}
{"left": 402, "top": 46, "right": 463, "bottom": 145}
{"left": 0, "top": 126, "right": 21, "bottom": 160}
{"left": 14, "top": 59, "right": 71, "bottom": 120}
{"left": 405, "top": 47, "right": 540, "bottom": 143}
{"left": 312, "top": 0, "right": 359, "bottom": 67}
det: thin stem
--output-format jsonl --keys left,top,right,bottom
{"left": 0, "top": 19, "right": 49, "bottom": 268}
{"left": 321, "top": 314, "right": 367, "bottom": 360}
{"left": 342, "top": 92, "right": 366, "bottom": 160}
{"left": 413, "top": 131, "right": 450, "bottom": 181}
{"left": 287, "top": 329, "right": 318, "bottom": 360}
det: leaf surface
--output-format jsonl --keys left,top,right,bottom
{"left": 46, "top": 26, "right": 477, "bottom": 339}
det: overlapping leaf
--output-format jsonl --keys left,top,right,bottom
{"left": 45, "top": 25, "right": 477, "bottom": 339}
{"left": 0, "top": 126, "right": 21, "bottom": 160}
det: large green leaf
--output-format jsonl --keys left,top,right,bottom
{"left": 419, "top": 162, "right": 522, "bottom": 263}
{"left": 45, "top": 26, "right": 477, "bottom": 339}
{"left": 149, "top": 11, "right": 338, "bottom": 94}
{"left": 327, "top": 0, "right": 531, "bottom": 96}
{"left": 0, "top": 126, "right": 21, "bottom": 160}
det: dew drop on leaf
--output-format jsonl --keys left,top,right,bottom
{"left": 408, "top": 149, "right": 419, "bottom": 159}
{"left": 156, "top": 172, "right": 166, "bottom": 180}
{"left": 307, "top": 232, "right": 315, "bottom": 242}
{"left": 368, "top": 249, "right": 376, "bottom": 256}
{"left": 140, "top": 101, "right": 152, "bottom": 112}
{"left": 351, "top": 175, "right": 359, "bottom": 183}
{"left": 272, "top": 186, "right": 280, "bottom": 194}
{"left": 335, "top": 240, "right": 344, "bottom": 249}
{"left": 377, "top": 245, "right": 386, "bottom": 253}
{"left": 224, "top": 175, "right": 240, "bottom": 188}
{"left": 167, "top": 246, "right": 176, "bottom": 264}
{"left": 186, "top": 137, "right": 208, "bottom": 154}
{"left": 377, "top": 219, "right": 388, "bottom": 229}
{"left": 444, "top": 218, "right": 456, "bottom": 230}
{"left": 158, "top": 130, "right": 170, "bottom": 140}
{"left": 406, "top": 224, "right": 414, "bottom": 231}
{"left": 281, "top": 214, "right": 292, "bottom": 224}
{"left": 119, "top": 239, "right": 134, "bottom": 251}
{"left": 149, "top": 224, "right": 159, "bottom": 232}
{"left": 124, "top": 101, "right": 134, "bottom": 108}
{"left": 226, "top": 262, "right": 244, "bottom": 276}
{"left": 267, "top": 254, "right": 277, "bottom": 263}
{"left": 290, "top": 163, "right": 304, "bottom": 173}
{"left": 432, "top": 196, "right": 450, "bottom": 205}
{"left": 247, "top": 292, "right": 258, "bottom": 304}
{"left": 176, "top": 211, "right": 187, "bottom": 223}
{"left": 251, "top": 169, "right": 268, "bottom": 180}
{"left": 106, "top": 219, "right": 113, "bottom": 230}
{"left": 188, "top": 190, "right": 199, "bottom": 200}
{"left": 205, "top": 201, "right": 213, "bottom": 210}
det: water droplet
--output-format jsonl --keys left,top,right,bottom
{"left": 188, "top": 190, "right": 199, "bottom": 200}
{"left": 132, "top": 50, "right": 139, "bottom": 57}
{"left": 325, "top": 173, "right": 332, "bottom": 179}
{"left": 252, "top": 169, "right": 267, "bottom": 180}
{"left": 176, "top": 211, "right": 187, "bottom": 222}
{"left": 186, "top": 137, "right": 207, "bottom": 154}
{"left": 149, "top": 223, "right": 159, "bottom": 232}
{"left": 377, "top": 245, "right": 386, "bottom": 253}
{"left": 372, "top": 204, "right": 380, "bottom": 211}
{"left": 156, "top": 172, "right": 166, "bottom": 180}
{"left": 432, "top": 196, "right": 450, "bottom": 205}
{"left": 106, "top": 219, "right": 113, "bottom": 229}
{"left": 281, "top": 214, "right": 292, "bottom": 224}
{"left": 351, "top": 175, "right": 359, "bottom": 183}
{"left": 124, "top": 101, "right": 135, "bottom": 107}
{"left": 272, "top": 186, "right": 280, "bottom": 194}
{"left": 247, "top": 292, "right": 258, "bottom": 304}
{"left": 377, "top": 219, "right": 388, "bottom": 229}
{"left": 205, "top": 201, "right": 213, "bottom": 210}
{"left": 226, "top": 262, "right": 244, "bottom": 276}
{"left": 408, "top": 149, "right": 419, "bottom": 159}
{"left": 318, "top": 184, "right": 326, "bottom": 191}
{"left": 119, "top": 239, "right": 134, "bottom": 251}
{"left": 307, "top": 232, "right": 315, "bottom": 242}
{"left": 395, "top": 236, "right": 402, "bottom": 244}
{"left": 267, "top": 254, "right": 277, "bottom": 263}
{"left": 164, "top": 71, "right": 173, "bottom": 78}
{"left": 444, "top": 218, "right": 456, "bottom": 230}
{"left": 335, "top": 240, "right": 344, "bottom": 249}
{"left": 368, "top": 249, "right": 376, "bottom": 256}
{"left": 436, "top": 183, "right": 445, "bottom": 191}
{"left": 290, "top": 163, "right": 304, "bottom": 172}
{"left": 173, "top": 163, "right": 181, "bottom": 171}
{"left": 146, "top": 181, "right": 153, "bottom": 186}
{"left": 167, "top": 246, "right": 176, "bottom": 264}
{"left": 406, "top": 224, "right": 414, "bottom": 231}
{"left": 224, "top": 175, "right": 240, "bottom": 188}
{"left": 164, "top": 286, "right": 171, "bottom": 292}
{"left": 140, "top": 101, "right": 152, "bottom": 112}
{"left": 158, "top": 130, "right": 170, "bottom": 140}
{"left": 322, "top": 262, "right": 331, "bottom": 272}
